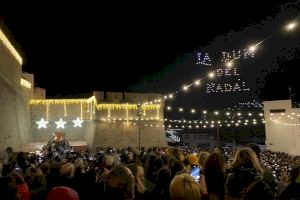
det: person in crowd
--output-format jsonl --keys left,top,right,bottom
{"left": 151, "top": 167, "right": 171, "bottom": 200}
{"left": 170, "top": 160, "right": 185, "bottom": 180}
{"left": 16, "top": 152, "right": 28, "bottom": 174}
{"left": 46, "top": 186, "right": 80, "bottom": 200}
{"left": 104, "top": 165, "right": 135, "bottom": 200}
{"left": 2, "top": 163, "right": 13, "bottom": 176}
{"left": 170, "top": 173, "right": 201, "bottom": 200}
{"left": 203, "top": 152, "right": 226, "bottom": 200}
{"left": 279, "top": 164, "right": 300, "bottom": 200}
{"left": 225, "top": 147, "right": 274, "bottom": 200}
{"left": 0, "top": 175, "right": 17, "bottom": 200}
{"left": 198, "top": 152, "right": 209, "bottom": 171}
{"left": 3, "top": 147, "right": 14, "bottom": 165}
{"left": 9, "top": 172, "right": 30, "bottom": 200}
{"left": 127, "top": 163, "right": 149, "bottom": 200}
{"left": 25, "top": 165, "right": 46, "bottom": 200}
{"left": 56, "top": 163, "right": 76, "bottom": 191}
{"left": 247, "top": 143, "right": 277, "bottom": 194}
{"left": 277, "top": 170, "right": 289, "bottom": 195}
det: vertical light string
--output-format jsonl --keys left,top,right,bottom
{"left": 90, "top": 101, "right": 93, "bottom": 120}
{"left": 64, "top": 100, "right": 67, "bottom": 116}
{"left": 87, "top": 101, "right": 89, "bottom": 113}
{"left": 126, "top": 103, "right": 129, "bottom": 125}
{"left": 108, "top": 107, "right": 111, "bottom": 118}
{"left": 156, "top": 106, "right": 159, "bottom": 120}
{"left": 143, "top": 107, "right": 146, "bottom": 116}
{"left": 80, "top": 101, "right": 83, "bottom": 119}
{"left": 46, "top": 102, "right": 49, "bottom": 120}
{"left": 92, "top": 101, "right": 95, "bottom": 114}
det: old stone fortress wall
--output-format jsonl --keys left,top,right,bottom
{"left": 0, "top": 27, "right": 167, "bottom": 152}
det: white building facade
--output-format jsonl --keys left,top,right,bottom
{"left": 264, "top": 100, "right": 300, "bottom": 155}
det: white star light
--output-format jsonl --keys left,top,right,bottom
{"left": 55, "top": 118, "right": 67, "bottom": 129}
{"left": 36, "top": 118, "right": 48, "bottom": 129}
{"left": 72, "top": 117, "right": 83, "bottom": 127}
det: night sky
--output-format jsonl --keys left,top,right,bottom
{"left": 0, "top": 1, "right": 299, "bottom": 104}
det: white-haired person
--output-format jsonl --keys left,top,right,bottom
{"left": 225, "top": 147, "right": 274, "bottom": 200}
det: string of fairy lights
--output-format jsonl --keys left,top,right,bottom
{"left": 269, "top": 111, "right": 300, "bottom": 127}
{"left": 139, "top": 19, "right": 299, "bottom": 106}
{"left": 165, "top": 106, "right": 263, "bottom": 116}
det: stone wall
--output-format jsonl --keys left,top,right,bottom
{"left": 92, "top": 121, "right": 166, "bottom": 151}
{"left": 30, "top": 92, "right": 167, "bottom": 152}
{"left": 33, "top": 87, "right": 46, "bottom": 99}
{"left": 30, "top": 102, "right": 94, "bottom": 143}
{"left": 0, "top": 32, "right": 31, "bottom": 152}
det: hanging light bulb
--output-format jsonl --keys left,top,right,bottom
{"left": 194, "top": 80, "right": 200, "bottom": 86}
{"left": 208, "top": 72, "right": 215, "bottom": 78}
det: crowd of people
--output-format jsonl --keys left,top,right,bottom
{"left": 0, "top": 143, "right": 300, "bottom": 200}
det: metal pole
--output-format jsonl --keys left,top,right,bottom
{"left": 138, "top": 115, "right": 141, "bottom": 151}
{"left": 137, "top": 104, "right": 142, "bottom": 151}
{"left": 217, "top": 125, "right": 220, "bottom": 150}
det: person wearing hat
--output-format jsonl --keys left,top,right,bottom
{"left": 46, "top": 186, "right": 79, "bottom": 200}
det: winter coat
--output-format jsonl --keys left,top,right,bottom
{"left": 225, "top": 167, "right": 274, "bottom": 200}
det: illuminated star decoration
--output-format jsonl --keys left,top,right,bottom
{"left": 36, "top": 118, "right": 49, "bottom": 129}
{"left": 72, "top": 117, "right": 83, "bottom": 127}
{"left": 55, "top": 118, "right": 67, "bottom": 129}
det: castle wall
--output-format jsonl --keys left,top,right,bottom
{"left": 33, "top": 87, "right": 46, "bottom": 99}
{"left": 91, "top": 92, "right": 166, "bottom": 150}
{"left": 29, "top": 92, "right": 167, "bottom": 152}
{"left": 30, "top": 102, "right": 95, "bottom": 144}
{"left": 92, "top": 121, "right": 166, "bottom": 151}
{"left": 0, "top": 31, "right": 31, "bottom": 152}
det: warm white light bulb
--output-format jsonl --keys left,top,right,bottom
{"left": 226, "top": 61, "right": 233, "bottom": 68}
{"left": 249, "top": 45, "right": 256, "bottom": 53}
{"left": 194, "top": 80, "right": 200, "bottom": 86}
{"left": 286, "top": 22, "right": 297, "bottom": 31}
{"left": 208, "top": 72, "right": 215, "bottom": 78}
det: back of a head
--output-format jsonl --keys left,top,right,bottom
{"left": 105, "top": 166, "right": 135, "bottom": 200}
{"left": 170, "top": 160, "right": 185, "bottom": 179}
{"left": 60, "top": 163, "right": 74, "bottom": 177}
{"left": 204, "top": 152, "right": 225, "bottom": 173}
{"left": 198, "top": 152, "right": 209, "bottom": 168}
{"left": 126, "top": 163, "right": 138, "bottom": 177}
{"left": 40, "top": 163, "right": 50, "bottom": 175}
{"left": 232, "top": 147, "right": 262, "bottom": 174}
{"left": 156, "top": 167, "right": 171, "bottom": 188}
{"left": 46, "top": 186, "right": 79, "bottom": 200}
{"left": 170, "top": 173, "right": 201, "bottom": 200}
{"left": 247, "top": 143, "right": 261, "bottom": 159}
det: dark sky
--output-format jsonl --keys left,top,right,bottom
{"left": 0, "top": 0, "right": 299, "bottom": 100}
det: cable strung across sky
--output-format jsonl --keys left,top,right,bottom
{"left": 141, "top": 19, "right": 299, "bottom": 105}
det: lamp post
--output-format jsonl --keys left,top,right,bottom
{"left": 213, "top": 111, "right": 220, "bottom": 149}
{"left": 137, "top": 104, "right": 143, "bottom": 151}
